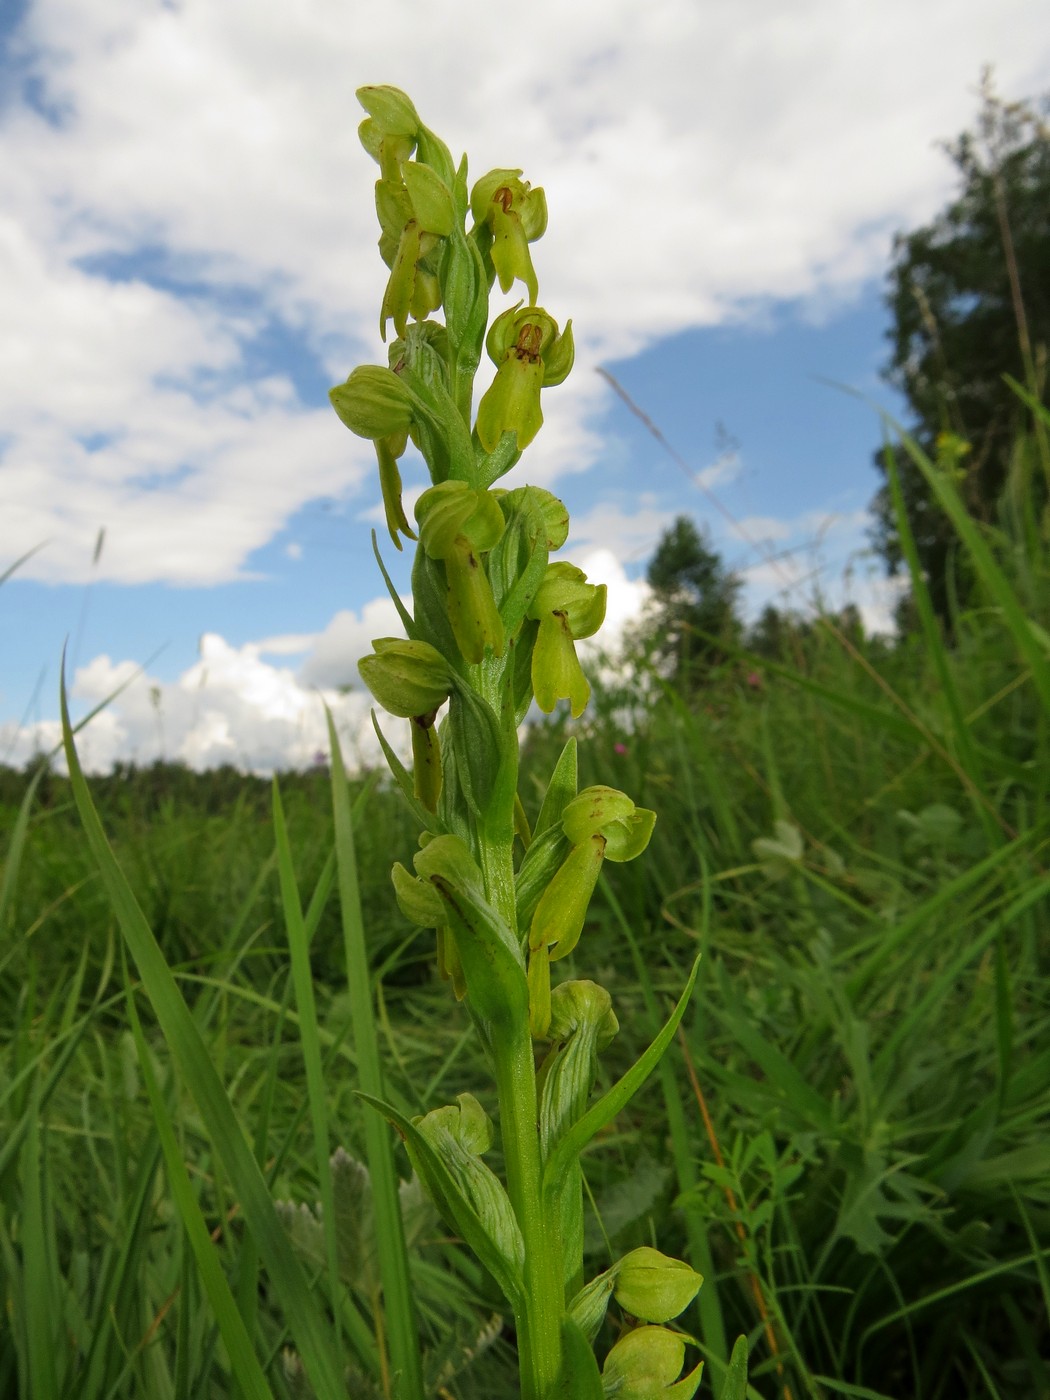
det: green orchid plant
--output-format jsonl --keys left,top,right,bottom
{"left": 331, "top": 85, "right": 722, "bottom": 1400}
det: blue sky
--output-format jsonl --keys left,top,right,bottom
{"left": 2, "top": 0, "right": 1047, "bottom": 771}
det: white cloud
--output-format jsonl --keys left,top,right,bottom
{"left": 2, "top": 0, "right": 1046, "bottom": 589}
{"left": 578, "top": 548, "right": 652, "bottom": 656}
{"left": 1, "top": 626, "right": 398, "bottom": 775}
{"left": 729, "top": 504, "right": 897, "bottom": 630}
{"left": 298, "top": 596, "right": 408, "bottom": 690}
{"left": 730, "top": 515, "right": 793, "bottom": 545}
{"left": 569, "top": 498, "right": 677, "bottom": 565}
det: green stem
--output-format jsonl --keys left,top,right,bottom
{"left": 472, "top": 658, "right": 563, "bottom": 1394}
{"left": 495, "top": 1024, "right": 564, "bottom": 1400}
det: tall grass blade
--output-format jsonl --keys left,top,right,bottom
{"left": 19, "top": 1090, "right": 59, "bottom": 1400}
{"left": 327, "top": 707, "right": 425, "bottom": 1400}
{"left": 880, "top": 436, "right": 995, "bottom": 837}
{"left": 124, "top": 965, "right": 275, "bottom": 1400}
{"left": 891, "top": 416, "right": 1050, "bottom": 714}
{"left": 60, "top": 669, "right": 348, "bottom": 1400}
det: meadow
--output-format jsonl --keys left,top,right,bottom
{"left": 1, "top": 405, "right": 1048, "bottom": 1399}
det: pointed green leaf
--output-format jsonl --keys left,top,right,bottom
{"left": 356, "top": 1091, "right": 525, "bottom": 1309}
{"left": 543, "top": 956, "right": 701, "bottom": 1210}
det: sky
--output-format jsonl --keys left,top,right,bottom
{"left": 1, "top": 0, "right": 1047, "bottom": 773}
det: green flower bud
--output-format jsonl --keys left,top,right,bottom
{"left": 358, "top": 638, "right": 452, "bottom": 718}
{"left": 470, "top": 169, "right": 548, "bottom": 304}
{"left": 417, "top": 1091, "right": 493, "bottom": 1156}
{"left": 561, "top": 785, "right": 636, "bottom": 844}
{"left": 475, "top": 307, "right": 574, "bottom": 454}
{"left": 414, "top": 1094, "right": 525, "bottom": 1286}
{"left": 391, "top": 860, "right": 445, "bottom": 928}
{"left": 614, "top": 1248, "right": 703, "bottom": 1324}
{"left": 412, "top": 833, "right": 487, "bottom": 910}
{"left": 529, "top": 561, "right": 606, "bottom": 635}
{"left": 602, "top": 1326, "right": 703, "bottom": 1400}
{"left": 548, "top": 979, "right": 619, "bottom": 1050}
{"left": 496, "top": 485, "right": 570, "bottom": 550}
{"left": 357, "top": 85, "right": 421, "bottom": 138}
{"left": 330, "top": 365, "right": 417, "bottom": 440}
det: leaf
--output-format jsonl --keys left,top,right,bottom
{"left": 370, "top": 529, "right": 417, "bottom": 637}
{"left": 722, "top": 1335, "right": 750, "bottom": 1400}
{"left": 447, "top": 681, "right": 504, "bottom": 818}
{"left": 543, "top": 956, "right": 701, "bottom": 1211}
{"left": 552, "top": 1315, "right": 604, "bottom": 1400}
{"left": 514, "top": 822, "right": 570, "bottom": 932}
{"left": 356, "top": 1092, "right": 525, "bottom": 1309}
{"left": 414, "top": 835, "right": 528, "bottom": 1048}
{"left": 370, "top": 711, "right": 441, "bottom": 833}
{"left": 534, "top": 736, "right": 578, "bottom": 838}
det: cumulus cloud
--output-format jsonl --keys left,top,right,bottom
{"left": 2, "top": 628, "right": 394, "bottom": 775}
{"left": 2, "top": 0, "right": 1046, "bottom": 767}
{"left": 2, "top": 0, "right": 1047, "bottom": 589}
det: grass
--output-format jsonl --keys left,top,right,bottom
{"left": 1, "top": 420, "right": 1049, "bottom": 1397}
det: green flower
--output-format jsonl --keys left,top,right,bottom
{"left": 357, "top": 85, "right": 421, "bottom": 139}
{"left": 475, "top": 305, "right": 574, "bottom": 454}
{"left": 614, "top": 1248, "right": 703, "bottom": 1324}
{"left": 470, "top": 168, "right": 548, "bottom": 304}
{"left": 526, "top": 786, "right": 655, "bottom": 1035}
{"left": 602, "top": 1326, "right": 703, "bottom": 1400}
{"left": 416, "top": 482, "right": 506, "bottom": 663}
{"left": 361, "top": 88, "right": 456, "bottom": 342}
{"left": 562, "top": 784, "right": 657, "bottom": 861}
{"left": 380, "top": 219, "right": 443, "bottom": 341}
{"left": 358, "top": 638, "right": 452, "bottom": 718}
{"left": 526, "top": 562, "right": 605, "bottom": 718}
{"left": 330, "top": 365, "right": 418, "bottom": 440}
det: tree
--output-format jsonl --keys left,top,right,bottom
{"left": 640, "top": 515, "right": 740, "bottom": 684}
{"left": 870, "top": 78, "right": 1049, "bottom": 621}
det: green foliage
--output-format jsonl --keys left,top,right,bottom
{"left": 639, "top": 515, "right": 742, "bottom": 685}
{"left": 870, "top": 78, "right": 1050, "bottom": 618}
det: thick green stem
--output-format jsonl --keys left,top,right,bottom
{"left": 474, "top": 659, "right": 562, "bottom": 1396}
{"left": 496, "top": 1024, "right": 564, "bottom": 1400}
